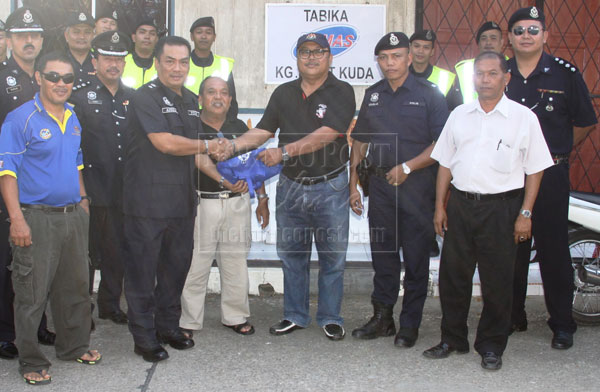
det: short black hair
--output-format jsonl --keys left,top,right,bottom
{"left": 198, "top": 76, "right": 228, "bottom": 96}
{"left": 35, "top": 51, "right": 73, "bottom": 73}
{"left": 154, "top": 35, "right": 191, "bottom": 61}
{"left": 474, "top": 51, "right": 508, "bottom": 73}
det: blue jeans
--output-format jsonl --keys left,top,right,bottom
{"left": 276, "top": 170, "right": 349, "bottom": 327}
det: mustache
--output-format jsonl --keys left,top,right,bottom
{"left": 23, "top": 44, "right": 35, "bottom": 50}
{"left": 106, "top": 67, "right": 120, "bottom": 73}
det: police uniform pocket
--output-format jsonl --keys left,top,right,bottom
{"left": 490, "top": 141, "right": 516, "bottom": 174}
{"left": 10, "top": 247, "right": 35, "bottom": 306}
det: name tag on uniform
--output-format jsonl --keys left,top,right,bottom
{"left": 187, "top": 110, "right": 200, "bottom": 117}
{"left": 406, "top": 101, "right": 422, "bottom": 106}
{"left": 87, "top": 100, "right": 102, "bottom": 105}
{"left": 162, "top": 107, "right": 178, "bottom": 114}
{"left": 6, "top": 85, "right": 21, "bottom": 94}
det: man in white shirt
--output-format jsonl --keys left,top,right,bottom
{"left": 423, "top": 51, "right": 552, "bottom": 371}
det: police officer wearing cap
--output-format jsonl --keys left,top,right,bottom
{"left": 0, "top": 7, "right": 57, "bottom": 361}
{"left": 455, "top": 21, "right": 505, "bottom": 104}
{"left": 63, "top": 11, "right": 96, "bottom": 90}
{"left": 505, "top": 6, "right": 597, "bottom": 350}
{"left": 349, "top": 32, "right": 449, "bottom": 347}
{"left": 94, "top": 6, "right": 119, "bottom": 36}
{"left": 0, "top": 19, "right": 7, "bottom": 65}
{"left": 186, "top": 16, "right": 238, "bottom": 118}
{"left": 122, "top": 17, "right": 158, "bottom": 89}
{"left": 69, "top": 31, "right": 133, "bottom": 327}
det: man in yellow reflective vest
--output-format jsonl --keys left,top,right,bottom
{"left": 186, "top": 16, "right": 238, "bottom": 118}
{"left": 454, "top": 21, "right": 505, "bottom": 104}
{"left": 122, "top": 18, "right": 159, "bottom": 89}
{"left": 409, "top": 29, "right": 461, "bottom": 111}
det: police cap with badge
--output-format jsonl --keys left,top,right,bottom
{"left": 96, "top": 5, "right": 119, "bottom": 22}
{"left": 5, "top": 7, "right": 44, "bottom": 34}
{"left": 91, "top": 31, "right": 130, "bottom": 58}
{"left": 508, "top": 6, "right": 545, "bottom": 31}
{"left": 66, "top": 11, "right": 95, "bottom": 28}
{"left": 374, "top": 32, "right": 410, "bottom": 55}
{"left": 409, "top": 30, "right": 436, "bottom": 45}
{"left": 296, "top": 32, "right": 330, "bottom": 50}
{"left": 476, "top": 21, "right": 501, "bottom": 43}
{"left": 190, "top": 16, "right": 215, "bottom": 32}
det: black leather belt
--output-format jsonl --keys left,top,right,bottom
{"left": 452, "top": 185, "right": 523, "bottom": 201}
{"left": 552, "top": 154, "right": 570, "bottom": 165}
{"left": 368, "top": 166, "right": 391, "bottom": 178}
{"left": 21, "top": 203, "right": 77, "bottom": 213}
{"left": 290, "top": 165, "right": 346, "bottom": 186}
{"left": 200, "top": 192, "right": 241, "bottom": 199}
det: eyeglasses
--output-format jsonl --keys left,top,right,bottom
{"left": 297, "top": 48, "right": 330, "bottom": 59}
{"left": 512, "top": 25, "right": 542, "bottom": 36}
{"left": 41, "top": 72, "right": 75, "bottom": 84}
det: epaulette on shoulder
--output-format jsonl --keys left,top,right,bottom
{"left": 554, "top": 56, "right": 578, "bottom": 73}
{"left": 148, "top": 82, "right": 156, "bottom": 89}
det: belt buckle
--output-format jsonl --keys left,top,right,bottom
{"left": 63, "top": 206, "right": 68, "bottom": 213}
{"left": 219, "top": 192, "right": 230, "bottom": 199}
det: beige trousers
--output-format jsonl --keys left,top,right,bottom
{"left": 180, "top": 193, "right": 251, "bottom": 329}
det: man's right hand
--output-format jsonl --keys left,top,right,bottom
{"left": 350, "top": 187, "right": 364, "bottom": 216}
{"left": 10, "top": 217, "right": 32, "bottom": 247}
{"left": 433, "top": 207, "right": 447, "bottom": 237}
{"left": 209, "top": 138, "right": 234, "bottom": 161}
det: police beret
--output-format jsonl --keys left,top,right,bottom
{"left": 92, "top": 31, "right": 130, "bottom": 57}
{"left": 95, "top": 5, "right": 119, "bottom": 22}
{"left": 189, "top": 16, "right": 215, "bottom": 33}
{"left": 66, "top": 11, "right": 95, "bottom": 28}
{"left": 296, "top": 32, "right": 330, "bottom": 50}
{"left": 374, "top": 32, "right": 409, "bottom": 55}
{"left": 0, "top": 19, "right": 5, "bottom": 32}
{"left": 134, "top": 16, "right": 159, "bottom": 33}
{"left": 409, "top": 30, "right": 436, "bottom": 44}
{"left": 476, "top": 21, "right": 501, "bottom": 43}
{"left": 5, "top": 8, "right": 44, "bottom": 33}
{"left": 508, "top": 7, "right": 545, "bottom": 31}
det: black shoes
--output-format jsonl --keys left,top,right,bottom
{"left": 481, "top": 352, "right": 502, "bottom": 370}
{"left": 0, "top": 341, "right": 18, "bottom": 359}
{"left": 157, "top": 329, "right": 195, "bottom": 350}
{"left": 323, "top": 324, "right": 345, "bottom": 341}
{"left": 37, "top": 329, "right": 56, "bottom": 346}
{"left": 394, "top": 328, "right": 418, "bottom": 348}
{"left": 351, "top": 301, "right": 396, "bottom": 339}
{"left": 551, "top": 331, "right": 573, "bottom": 350}
{"left": 134, "top": 345, "right": 169, "bottom": 363}
{"left": 98, "top": 310, "right": 128, "bottom": 325}
{"left": 269, "top": 320, "right": 303, "bottom": 336}
{"left": 423, "top": 342, "right": 469, "bottom": 359}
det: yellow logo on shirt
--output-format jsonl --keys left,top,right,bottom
{"left": 40, "top": 129, "right": 52, "bottom": 140}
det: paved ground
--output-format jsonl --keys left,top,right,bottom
{"left": 1, "top": 294, "right": 597, "bottom": 391}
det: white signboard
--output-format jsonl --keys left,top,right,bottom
{"left": 265, "top": 3, "right": 386, "bottom": 85}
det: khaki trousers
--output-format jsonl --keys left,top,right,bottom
{"left": 180, "top": 193, "right": 251, "bottom": 329}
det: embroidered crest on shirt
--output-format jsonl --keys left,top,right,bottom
{"left": 87, "top": 91, "right": 97, "bottom": 100}
{"left": 316, "top": 104, "right": 327, "bottom": 119}
{"left": 6, "top": 76, "right": 16, "bottom": 87}
{"left": 40, "top": 128, "right": 52, "bottom": 140}
{"left": 163, "top": 97, "right": 173, "bottom": 106}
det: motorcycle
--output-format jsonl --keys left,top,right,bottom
{"left": 568, "top": 191, "right": 600, "bottom": 326}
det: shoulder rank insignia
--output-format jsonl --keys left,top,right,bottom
{"left": 554, "top": 57, "right": 578, "bottom": 73}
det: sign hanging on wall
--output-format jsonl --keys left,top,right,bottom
{"left": 265, "top": 3, "right": 386, "bottom": 85}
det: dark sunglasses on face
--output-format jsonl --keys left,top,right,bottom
{"left": 42, "top": 72, "right": 75, "bottom": 84}
{"left": 512, "top": 25, "right": 542, "bottom": 36}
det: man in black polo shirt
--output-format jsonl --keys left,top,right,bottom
{"left": 215, "top": 32, "right": 355, "bottom": 340}
{"left": 122, "top": 35, "right": 217, "bottom": 362}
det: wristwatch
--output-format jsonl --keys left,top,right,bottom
{"left": 281, "top": 145, "right": 290, "bottom": 161}
{"left": 401, "top": 162, "right": 411, "bottom": 175}
{"left": 520, "top": 209, "right": 532, "bottom": 218}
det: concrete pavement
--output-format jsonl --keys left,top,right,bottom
{"left": 1, "top": 294, "right": 597, "bottom": 391}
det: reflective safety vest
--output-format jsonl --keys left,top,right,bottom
{"left": 185, "top": 54, "right": 234, "bottom": 96}
{"left": 455, "top": 58, "right": 476, "bottom": 104}
{"left": 122, "top": 53, "right": 157, "bottom": 89}
{"left": 427, "top": 66, "right": 456, "bottom": 96}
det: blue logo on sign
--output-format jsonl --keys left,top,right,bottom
{"left": 293, "top": 25, "right": 358, "bottom": 58}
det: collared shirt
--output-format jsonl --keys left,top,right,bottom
{"left": 70, "top": 76, "right": 134, "bottom": 207}
{"left": 0, "top": 93, "right": 84, "bottom": 206}
{"left": 123, "top": 79, "right": 202, "bottom": 218}
{"left": 66, "top": 49, "right": 95, "bottom": 90}
{"left": 506, "top": 52, "right": 597, "bottom": 155}
{"left": 257, "top": 72, "right": 355, "bottom": 178}
{"left": 353, "top": 73, "right": 449, "bottom": 169}
{"left": 197, "top": 118, "right": 248, "bottom": 192}
{"left": 0, "top": 56, "right": 39, "bottom": 124}
{"left": 431, "top": 94, "right": 553, "bottom": 194}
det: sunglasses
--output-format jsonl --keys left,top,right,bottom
{"left": 512, "top": 25, "right": 542, "bottom": 36}
{"left": 42, "top": 72, "right": 75, "bottom": 84}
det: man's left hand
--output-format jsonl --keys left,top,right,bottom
{"left": 385, "top": 165, "right": 408, "bottom": 186}
{"left": 255, "top": 198, "right": 270, "bottom": 229}
{"left": 258, "top": 148, "right": 283, "bottom": 167}
{"left": 79, "top": 199, "right": 90, "bottom": 215}
{"left": 513, "top": 215, "right": 531, "bottom": 244}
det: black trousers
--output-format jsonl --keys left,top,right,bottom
{"left": 440, "top": 188, "right": 522, "bottom": 355}
{"left": 89, "top": 206, "right": 126, "bottom": 314}
{"left": 512, "top": 162, "right": 577, "bottom": 334}
{"left": 0, "top": 209, "right": 48, "bottom": 342}
{"left": 123, "top": 215, "right": 195, "bottom": 349}
{"left": 368, "top": 174, "right": 434, "bottom": 329}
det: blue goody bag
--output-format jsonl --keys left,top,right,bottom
{"left": 217, "top": 148, "right": 282, "bottom": 198}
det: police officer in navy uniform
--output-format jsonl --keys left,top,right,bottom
{"left": 506, "top": 7, "right": 597, "bottom": 349}
{"left": 69, "top": 31, "right": 134, "bottom": 326}
{"left": 0, "top": 7, "right": 56, "bottom": 361}
{"left": 63, "top": 11, "right": 96, "bottom": 90}
{"left": 350, "top": 32, "right": 449, "bottom": 347}
{"left": 122, "top": 36, "right": 218, "bottom": 362}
